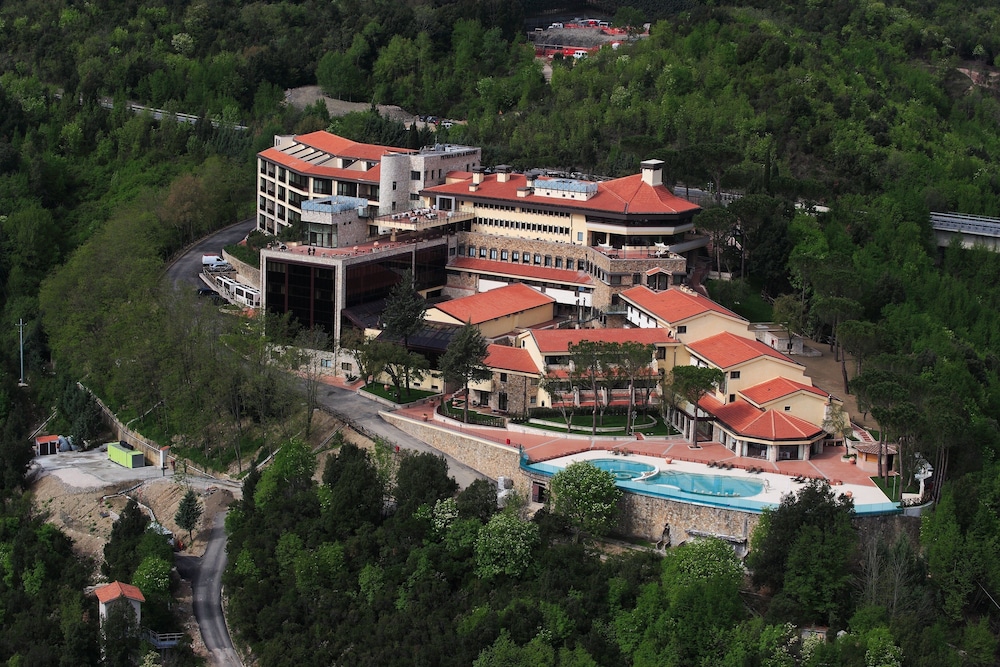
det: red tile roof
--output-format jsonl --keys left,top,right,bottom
{"left": 294, "top": 131, "right": 413, "bottom": 161}
{"left": 700, "top": 395, "right": 824, "bottom": 441}
{"left": 620, "top": 286, "right": 745, "bottom": 325}
{"left": 258, "top": 147, "right": 381, "bottom": 183}
{"left": 687, "top": 332, "right": 798, "bottom": 369}
{"left": 35, "top": 435, "right": 60, "bottom": 444}
{"left": 433, "top": 283, "right": 554, "bottom": 324}
{"left": 740, "top": 377, "right": 830, "bottom": 406}
{"left": 485, "top": 344, "right": 540, "bottom": 375}
{"left": 530, "top": 328, "right": 673, "bottom": 353}
{"left": 450, "top": 257, "right": 594, "bottom": 286}
{"left": 425, "top": 172, "right": 699, "bottom": 217}
{"left": 95, "top": 581, "right": 146, "bottom": 604}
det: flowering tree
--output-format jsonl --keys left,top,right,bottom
{"left": 474, "top": 512, "right": 539, "bottom": 579}
{"left": 550, "top": 461, "right": 621, "bottom": 541}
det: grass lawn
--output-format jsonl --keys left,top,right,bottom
{"left": 528, "top": 415, "right": 679, "bottom": 437}
{"left": 870, "top": 474, "right": 918, "bottom": 502}
{"left": 361, "top": 383, "right": 437, "bottom": 404}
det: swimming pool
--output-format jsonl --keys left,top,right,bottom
{"left": 641, "top": 470, "right": 764, "bottom": 498}
{"left": 589, "top": 459, "right": 657, "bottom": 480}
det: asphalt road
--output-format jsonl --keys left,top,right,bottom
{"left": 313, "top": 383, "right": 487, "bottom": 489}
{"left": 166, "top": 219, "right": 256, "bottom": 291}
{"left": 176, "top": 512, "right": 241, "bottom": 667}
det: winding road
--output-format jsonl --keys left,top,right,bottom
{"left": 168, "top": 219, "right": 484, "bottom": 665}
{"left": 175, "top": 513, "right": 241, "bottom": 667}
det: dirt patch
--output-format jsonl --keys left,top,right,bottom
{"left": 285, "top": 86, "right": 417, "bottom": 124}
{"left": 794, "top": 337, "right": 872, "bottom": 429}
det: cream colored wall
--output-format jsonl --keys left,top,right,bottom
{"left": 755, "top": 393, "right": 842, "bottom": 428}
{"left": 675, "top": 312, "right": 751, "bottom": 342}
{"left": 714, "top": 358, "right": 808, "bottom": 400}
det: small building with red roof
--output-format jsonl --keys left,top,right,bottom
{"left": 474, "top": 344, "right": 544, "bottom": 415}
{"left": 95, "top": 581, "right": 145, "bottom": 625}
{"left": 425, "top": 283, "right": 556, "bottom": 338}
{"left": 34, "top": 434, "right": 60, "bottom": 456}
{"left": 739, "top": 376, "right": 840, "bottom": 428}
{"left": 619, "top": 284, "right": 750, "bottom": 341}
{"left": 686, "top": 332, "right": 807, "bottom": 404}
{"left": 698, "top": 394, "right": 827, "bottom": 462}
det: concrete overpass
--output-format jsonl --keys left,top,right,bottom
{"left": 931, "top": 212, "right": 1000, "bottom": 250}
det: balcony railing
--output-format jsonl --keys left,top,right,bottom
{"left": 374, "top": 208, "right": 475, "bottom": 231}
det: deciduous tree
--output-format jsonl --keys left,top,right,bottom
{"left": 550, "top": 461, "right": 621, "bottom": 541}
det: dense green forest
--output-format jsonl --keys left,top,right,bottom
{"left": 0, "top": 0, "right": 998, "bottom": 664}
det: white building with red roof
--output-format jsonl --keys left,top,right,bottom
{"left": 619, "top": 284, "right": 750, "bottom": 341}
{"left": 256, "top": 131, "right": 480, "bottom": 235}
{"left": 95, "top": 581, "right": 145, "bottom": 625}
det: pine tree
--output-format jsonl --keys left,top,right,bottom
{"left": 440, "top": 321, "right": 490, "bottom": 424}
{"left": 382, "top": 269, "right": 427, "bottom": 397}
{"left": 175, "top": 489, "right": 203, "bottom": 544}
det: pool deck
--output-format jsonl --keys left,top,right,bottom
{"left": 390, "top": 401, "right": 897, "bottom": 513}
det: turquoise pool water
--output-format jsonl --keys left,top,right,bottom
{"left": 641, "top": 471, "right": 763, "bottom": 497}
{"left": 589, "top": 459, "right": 656, "bottom": 480}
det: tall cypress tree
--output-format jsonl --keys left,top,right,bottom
{"left": 382, "top": 269, "right": 427, "bottom": 396}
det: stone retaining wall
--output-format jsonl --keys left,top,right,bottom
{"left": 223, "top": 249, "right": 261, "bottom": 288}
{"left": 380, "top": 412, "right": 527, "bottom": 495}
{"left": 617, "top": 492, "right": 760, "bottom": 549}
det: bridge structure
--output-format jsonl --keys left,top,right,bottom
{"left": 931, "top": 212, "right": 1000, "bottom": 250}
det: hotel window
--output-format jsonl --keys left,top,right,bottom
{"left": 676, "top": 325, "right": 687, "bottom": 334}
{"left": 522, "top": 253, "right": 530, "bottom": 264}
{"left": 457, "top": 244, "right": 465, "bottom": 255}
{"left": 577, "top": 232, "right": 584, "bottom": 241}
{"left": 392, "top": 181, "right": 397, "bottom": 190}
{"left": 555, "top": 257, "right": 563, "bottom": 268}
{"left": 566, "top": 259, "right": 574, "bottom": 270}
{"left": 533, "top": 254, "right": 542, "bottom": 265}
{"left": 784, "top": 406, "right": 791, "bottom": 411}
{"left": 730, "top": 371, "right": 741, "bottom": 379}
{"left": 633, "top": 273, "right": 641, "bottom": 285}
{"left": 512, "top": 251, "right": 520, "bottom": 262}
{"left": 468, "top": 246, "right": 476, "bottom": 257}
{"left": 729, "top": 394, "right": 736, "bottom": 403}
{"left": 657, "top": 347, "right": 666, "bottom": 359}
{"left": 500, "top": 373, "right": 508, "bottom": 382}
{"left": 411, "top": 170, "right": 420, "bottom": 180}
{"left": 501, "top": 250, "right": 509, "bottom": 261}
{"left": 610, "top": 274, "right": 622, "bottom": 285}
{"left": 544, "top": 256, "right": 552, "bottom": 267}
{"left": 490, "top": 248, "right": 498, "bottom": 259}
{"left": 479, "top": 247, "right": 488, "bottom": 258}
{"left": 410, "top": 194, "right": 420, "bottom": 201}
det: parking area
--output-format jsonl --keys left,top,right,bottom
{"left": 32, "top": 448, "right": 167, "bottom": 490}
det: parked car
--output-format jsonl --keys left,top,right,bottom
{"left": 197, "top": 288, "right": 220, "bottom": 297}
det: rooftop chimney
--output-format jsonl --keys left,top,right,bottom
{"left": 496, "top": 164, "right": 512, "bottom": 183}
{"left": 472, "top": 166, "right": 486, "bottom": 185}
{"left": 640, "top": 159, "right": 665, "bottom": 187}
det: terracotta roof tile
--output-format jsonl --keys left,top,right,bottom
{"left": 450, "top": 257, "right": 594, "bottom": 286}
{"left": 485, "top": 345, "right": 540, "bottom": 375}
{"left": 740, "top": 377, "right": 829, "bottom": 406}
{"left": 294, "top": 131, "right": 413, "bottom": 161}
{"left": 95, "top": 581, "right": 145, "bottom": 604}
{"left": 620, "top": 286, "right": 745, "bottom": 325}
{"left": 700, "top": 396, "right": 824, "bottom": 441}
{"left": 687, "top": 332, "right": 797, "bottom": 369}
{"left": 433, "top": 283, "right": 554, "bottom": 325}
{"left": 35, "top": 435, "right": 60, "bottom": 444}
{"left": 425, "top": 172, "right": 699, "bottom": 217}
{"left": 258, "top": 147, "right": 381, "bottom": 183}
{"left": 530, "top": 328, "right": 673, "bottom": 353}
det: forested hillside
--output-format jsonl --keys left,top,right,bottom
{"left": 0, "top": 0, "right": 998, "bottom": 664}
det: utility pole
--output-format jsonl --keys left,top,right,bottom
{"left": 17, "top": 319, "right": 27, "bottom": 387}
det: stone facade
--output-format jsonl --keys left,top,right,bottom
{"left": 223, "top": 250, "right": 261, "bottom": 288}
{"left": 487, "top": 370, "right": 539, "bottom": 416}
{"left": 617, "top": 492, "right": 761, "bottom": 551}
{"left": 380, "top": 411, "right": 528, "bottom": 495}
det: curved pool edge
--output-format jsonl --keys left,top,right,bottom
{"left": 520, "top": 458, "right": 902, "bottom": 516}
